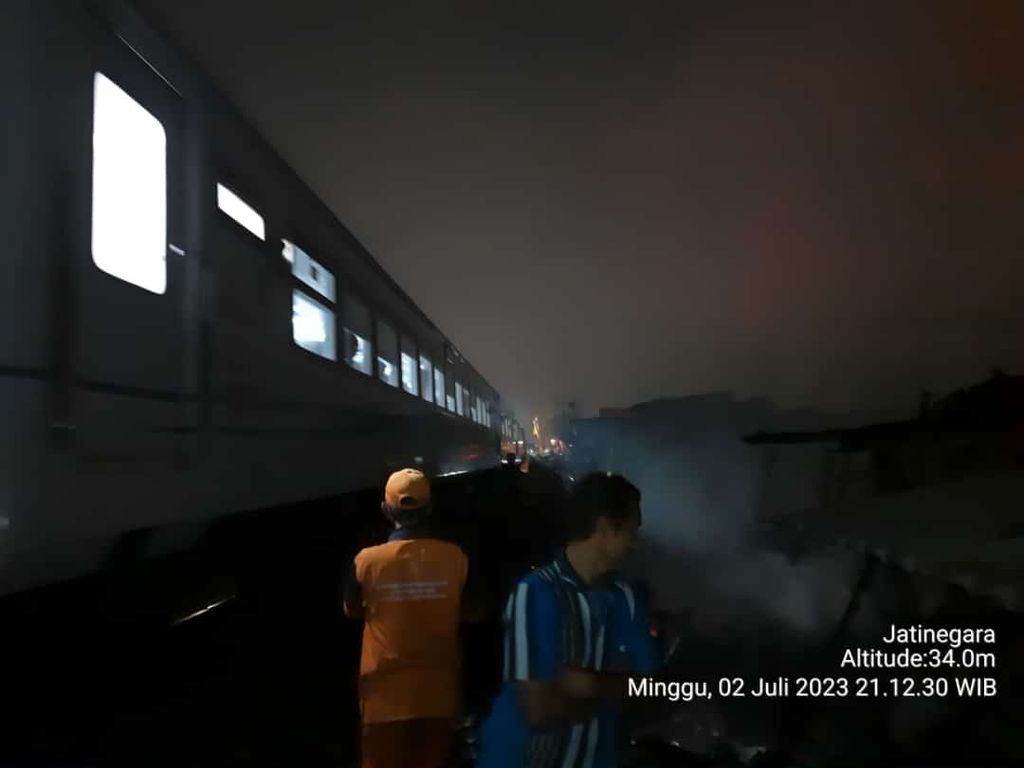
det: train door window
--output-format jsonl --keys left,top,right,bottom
{"left": 283, "top": 239, "right": 334, "bottom": 302}
{"left": 434, "top": 368, "right": 446, "bottom": 408}
{"left": 419, "top": 356, "right": 434, "bottom": 403}
{"left": 91, "top": 72, "right": 167, "bottom": 294}
{"left": 216, "top": 183, "right": 265, "bottom": 240}
{"left": 376, "top": 320, "right": 399, "bottom": 386}
{"left": 343, "top": 295, "right": 373, "bottom": 375}
{"left": 400, "top": 337, "right": 418, "bottom": 396}
{"left": 292, "top": 290, "right": 336, "bottom": 360}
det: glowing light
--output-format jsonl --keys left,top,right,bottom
{"left": 282, "top": 239, "right": 335, "bottom": 301}
{"left": 92, "top": 72, "right": 167, "bottom": 294}
{"left": 217, "top": 183, "right": 265, "bottom": 240}
{"left": 292, "top": 290, "right": 336, "bottom": 360}
{"left": 172, "top": 595, "right": 235, "bottom": 626}
{"left": 378, "top": 357, "right": 396, "bottom": 385}
{"left": 346, "top": 331, "right": 371, "bottom": 373}
{"left": 401, "top": 352, "right": 418, "bottom": 395}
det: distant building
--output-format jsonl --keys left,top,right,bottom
{"left": 744, "top": 371, "right": 1024, "bottom": 606}
{"left": 745, "top": 370, "right": 1024, "bottom": 518}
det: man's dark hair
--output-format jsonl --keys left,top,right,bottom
{"left": 565, "top": 473, "right": 641, "bottom": 542}
{"left": 383, "top": 501, "right": 432, "bottom": 528}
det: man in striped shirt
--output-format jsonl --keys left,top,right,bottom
{"left": 477, "top": 473, "right": 661, "bottom": 768}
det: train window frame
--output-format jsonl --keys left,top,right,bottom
{"left": 419, "top": 355, "right": 434, "bottom": 403}
{"left": 282, "top": 238, "right": 335, "bottom": 302}
{"left": 91, "top": 72, "right": 168, "bottom": 295}
{"left": 376, "top": 319, "right": 399, "bottom": 387}
{"left": 291, "top": 289, "right": 337, "bottom": 361}
{"left": 434, "top": 367, "right": 446, "bottom": 409}
{"left": 216, "top": 182, "right": 266, "bottom": 241}
{"left": 343, "top": 294, "right": 373, "bottom": 376}
{"left": 400, "top": 336, "right": 418, "bottom": 396}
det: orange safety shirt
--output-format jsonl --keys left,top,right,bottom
{"left": 350, "top": 532, "right": 468, "bottom": 723}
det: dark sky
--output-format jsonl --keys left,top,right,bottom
{"left": 138, "top": 0, "right": 1023, "bottom": 424}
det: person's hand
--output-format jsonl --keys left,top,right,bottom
{"left": 558, "top": 667, "right": 598, "bottom": 699}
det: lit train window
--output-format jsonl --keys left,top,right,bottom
{"left": 345, "top": 331, "right": 371, "bottom": 374}
{"left": 446, "top": 394, "right": 456, "bottom": 413}
{"left": 401, "top": 336, "right": 418, "bottom": 396}
{"left": 455, "top": 383, "right": 465, "bottom": 417}
{"left": 216, "top": 183, "right": 265, "bottom": 240}
{"left": 282, "top": 239, "right": 334, "bottom": 302}
{"left": 92, "top": 72, "right": 167, "bottom": 294}
{"left": 419, "top": 356, "right": 434, "bottom": 403}
{"left": 292, "top": 290, "right": 336, "bottom": 360}
{"left": 434, "top": 368, "right": 446, "bottom": 408}
{"left": 343, "top": 295, "right": 372, "bottom": 375}
{"left": 376, "top": 320, "right": 399, "bottom": 386}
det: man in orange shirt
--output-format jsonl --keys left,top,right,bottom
{"left": 344, "top": 468, "right": 476, "bottom": 768}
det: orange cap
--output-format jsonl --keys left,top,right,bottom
{"left": 384, "top": 468, "right": 431, "bottom": 509}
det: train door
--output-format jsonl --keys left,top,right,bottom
{"left": 75, "top": 20, "right": 193, "bottom": 401}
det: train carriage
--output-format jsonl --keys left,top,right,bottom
{"left": 0, "top": 0, "right": 523, "bottom": 596}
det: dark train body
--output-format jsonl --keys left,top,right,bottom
{"left": 0, "top": 0, "right": 524, "bottom": 596}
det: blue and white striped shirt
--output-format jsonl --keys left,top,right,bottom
{"left": 478, "top": 551, "right": 660, "bottom": 768}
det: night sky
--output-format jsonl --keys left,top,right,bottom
{"left": 138, "top": 0, "right": 1023, "bottom": 425}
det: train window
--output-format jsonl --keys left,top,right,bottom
{"left": 376, "top": 320, "right": 399, "bottom": 386}
{"left": 345, "top": 330, "right": 371, "bottom": 374}
{"left": 216, "top": 183, "right": 265, "bottom": 241}
{"left": 401, "top": 337, "right": 418, "bottom": 396}
{"left": 446, "top": 393, "right": 456, "bottom": 413}
{"left": 419, "top": 356, "right": 434, "bottom": 403}
{"left": 92, "top": 72, "right": 167, "bottom": 294}
{"left": 343, "top": 296, "right": 372, "bottom": 375}
{"left": 292, "top": 290, "right": 336, "bottom": 360}
{"left": 434, "top": 368, "right": 446, "bottom": 408}
{"left": 455, "top": 382, "right": 465, "bottom": 417}
{"left": 282, "top": 239, "right": 334, "bottom": 302}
